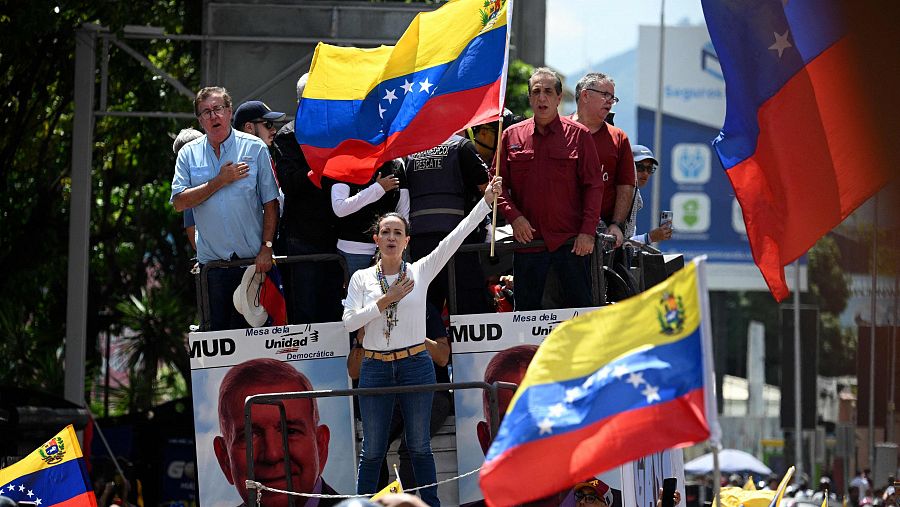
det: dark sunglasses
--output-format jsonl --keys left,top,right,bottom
{"left": 252, "top": 120, "right": 276, "bottom": 129}
{"left": 575, "top": 491, "right": 601, "bottom": 503}
{"left": 636, "top": 163, "right": 657, "bottom": 174}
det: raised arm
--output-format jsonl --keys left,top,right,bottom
{"left": 415, "top": 177, "right": 502, "bottom": 283}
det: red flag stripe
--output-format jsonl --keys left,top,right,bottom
{"left": 726, "top": 36, "right": 891, "bottom": 300}
{"left": 301, "top": 79, "right": 502, "bottom": 186}
{"left": 480, "top": 389, "right": 709, "bottom": 506}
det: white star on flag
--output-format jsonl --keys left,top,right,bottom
{"left": 626, "top": 372, "right": 645, "bottom": 388}
{"left": 419, "top": 77, "right": 433, "bottom": 93}
{"left": 400, "top": 79, "right": 414, "bottom": 95}
{"left": 612, "top": 365, "right": 629, "bottom": 379}
{"left": 378, "top": 104, "right": 387, "bottom": 119}
{"left": 582, "top": 373, "right": 595, "bottom": 389}
{"left": 27, "top": 490, "right": 34, "bottom": 498}
{"left": 34, "top": 498, "right": 42, "bottom": 506}
{"left": 769, "top": 29, "right": 792, "bottom": 58}
{"left": 383, "top": 88, "right": 398, "bottom": 104}
{"left": 538, "top": 417, "right": 554, "bottom": 435}
{"left": 641, "top": 384, "right": 661, "bottom": 403}
{"left": 564, "top": 386, "right": 583, "bottom": 403}
{"left": 548, "top": 403, "right": 566, "bottom": 418}
{"left": 18, "top": 485, "right": 24, "bottom": 492}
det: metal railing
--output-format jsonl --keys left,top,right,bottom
{"left": 193, "top": 233, "right": 619, "bottom": 330}
{"left": 242, "top": 381, "right": 518, "bottom": 507}
{"left": 196, "top": 253, "right": 348, "bottom": 331}
{"left": 448, "top": 234, "right": 616, "bottom": 314}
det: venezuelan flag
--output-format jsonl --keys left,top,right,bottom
{"left": 479, "top": 258, "right": 720, "bottom": 506}
{"left": 0, "top": 425, "right": 98, "bottom": 507}
{"left": 702, "top": 1, "right": 897, "bottom": 302}
{"left": 296, "top": 0, "right": 511, "bottom": 185}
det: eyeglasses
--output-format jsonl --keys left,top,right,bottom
{"left": 585, "top": 89, "right": 620, "bottom": 104}
{"left": 197, "top": 104, "right": 228, "bottom": 119}
{"left": 252, "top": 120, "right": 276, "bottom": 129}
{"left": 636, "top": 162, "right": 657, "bottom": 174}
{"left": 575, "top": 491, "right": 601, "bottom": 503}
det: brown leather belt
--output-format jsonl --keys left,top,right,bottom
{"left": 364, "top": 343, "right": 427, "bottom": 362}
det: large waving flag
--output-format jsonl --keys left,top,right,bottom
{"left": 0, "top": 425, "right": 98, "bottom": 507}
{"left": 479, "top": 258, "right": 720, "bottom": 506}
{"left": 296, "top": 0, "right": 511, "bottom": 186}
{"left": 701, "top": 1, "right": 896, "bottom": 302}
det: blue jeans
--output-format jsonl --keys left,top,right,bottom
{"left": 357, "top": 350, "right": 439, "bottom": 506}
{"left": 339, "top": 249, "right": 375, "bottom": 278}
{"left": 204, "top": 264, "right": 247, "bottom": 331}
{"left": 378, "top": 391, "right": 452, "bottom": 491}
{"left": 281, "top": 237, "right": 343, "bottom": 324}
{"left": 513, "top": 249, "right": 592, "bottom": 311}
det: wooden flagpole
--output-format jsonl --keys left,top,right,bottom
{"left": 490, "top": 115, "right": 504, "bottom": 257}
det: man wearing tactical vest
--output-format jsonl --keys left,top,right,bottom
{"left": 405, "top": 131, "right": 493, "bottom": 315}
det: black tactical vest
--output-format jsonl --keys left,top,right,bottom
{"left": 405, "top": 135, "right": 469, "bottom": 235}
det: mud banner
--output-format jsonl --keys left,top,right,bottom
{"left": 189, "top": 322, "right": 354, "bottom": 507}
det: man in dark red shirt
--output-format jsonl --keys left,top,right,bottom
{"left": 496, "top": 67, "right": 605, "bottom": 311}
{"left": 570, "top": 72, "right": 635, "bottom": 248}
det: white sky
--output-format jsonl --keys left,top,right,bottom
{"left": 545, "top": 0, "right": 706, "bottom": 76}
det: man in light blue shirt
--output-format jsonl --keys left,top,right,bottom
{"left": 171, "top": 86, "right": 280, "bottom": 330}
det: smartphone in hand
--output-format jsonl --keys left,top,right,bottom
{"left": 661, "top": 477, "right": 678, "bottom": 507}
{"left": 659, "top": 210, "right": 673, "bottom": 228}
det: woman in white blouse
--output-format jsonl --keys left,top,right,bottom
{"left": 342, "top": 176, "right": 502, "bottom": 506}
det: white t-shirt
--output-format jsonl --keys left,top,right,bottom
{"left": 343, "top": 199, "right": 490, "bottom": 351}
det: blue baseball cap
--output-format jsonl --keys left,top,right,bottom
{"left": 232, "top": 100, "right": 285, "bottom": 128}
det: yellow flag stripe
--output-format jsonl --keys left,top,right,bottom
{"left": 0, "top": 425, "right": 84, "bottom": 485}
{"left": 303, "top": 0, "right": 507, "bottom": 100}
{"left": 509, "top": 262, "right": 700, "bottom": 403}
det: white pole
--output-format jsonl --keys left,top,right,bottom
{"left": 869, "top": 194, "right": 878, "bottom": 469}
{"left": 712, "top": 445, "right": 722, "bottom": 507}
{"left": 889, "top": 244, "right": 897, "bottom": 443}
{"left": 650, "top": 0, "right": 665, "bottom": 231}
{"left": 794, "top": 260, "right": 803, "bottom": 482}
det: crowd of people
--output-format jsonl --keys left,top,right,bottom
{"left": 171, "top": 67, "right": 675, "bottom": 506}
{"left": 705, "top": 470, "right": 897, "bottom": 507}
{"left": 169, "top": 67, "right": 672, "bottom": 332}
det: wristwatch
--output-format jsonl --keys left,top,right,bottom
{"left": 263, "top": 240, "right": 273, "bottom": 248}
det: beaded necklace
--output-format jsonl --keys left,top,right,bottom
{"left": 375, "top": 260, "right": 407, "bottom": 344}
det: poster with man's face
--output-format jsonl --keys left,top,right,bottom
{"left": 450, "top": 308, "right": 598, "bottom": 505}
{"left": 190, "top": 323, "right": 354, "bottom": 507}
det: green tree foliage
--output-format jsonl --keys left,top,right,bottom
{"left": 808, "top": 235, "right": 849, "bottom": 315}
{"left": 806, "top": 235, "right": 854, "bottom": 375}
{"left": 712, "top": 233, "right": 855, "bottom": 383}
{"left": 505, "top": 59, "right": 535, "bottom": 117}
{"left": 0, "top": 1, "right": 201, "bottom": 412}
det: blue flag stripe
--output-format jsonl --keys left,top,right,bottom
{"left": 486, "top": 328, "right": 704, "bottom": 461}
{"left": 297, "top": 25, "right": 506, "bottom": 149}
{"left": 702, "top": 0, "right": 846, "bottom": 169}
{"left": 0, "top": 458, "right": 91, "bottom": 506}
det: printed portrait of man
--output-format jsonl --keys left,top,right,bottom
{"left": 213, "top": 358, "right": 340, "bottom": 507}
